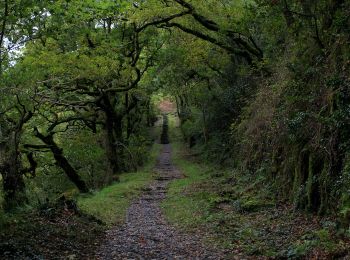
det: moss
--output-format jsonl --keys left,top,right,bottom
{"left": 240, "top": 198, "right": 274, "bottom": 212}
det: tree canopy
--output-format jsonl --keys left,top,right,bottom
{"left": 0, "top": 0, "right": 349, "bottom": 229}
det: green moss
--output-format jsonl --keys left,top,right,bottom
{"left": 240, "top": 198, "right": 274, "bottom": 212}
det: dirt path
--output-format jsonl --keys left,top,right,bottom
{"left": 95, "top": 135, "right": 226, "bottom": 259}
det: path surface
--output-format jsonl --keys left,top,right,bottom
{"left": 95, "top": 143, "right": 226, "bottom": 259}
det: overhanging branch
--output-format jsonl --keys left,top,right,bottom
{"left": 136, "top": 10, "right": 191, "bottom": 32}
{"left": 165, "top": 22, "right": 253, "bottom": 64}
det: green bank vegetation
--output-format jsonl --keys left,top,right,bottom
{"left": 163, "top": 114, "right": 348, "bottom": 258}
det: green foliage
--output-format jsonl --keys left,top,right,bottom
{"left": 287, "top": 228, "right": 343, "bottom": 258}
{"left": 1, "top": 0, "right": 164, "bottom": 210}
{"left": 219, "top": 0, "right": 350, "bottom": 216}
{"left": 1, "top": 1, "right": 350, "bottom": 256}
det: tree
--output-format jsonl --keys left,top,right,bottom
{"left": 0, "top": 0, "right": 48, "bottom": 209}
{"left": 133, "top": 0, "right": 263, "bottom": 64}
{"left": 14, "top": 0, "right": 162, "bottom": 188}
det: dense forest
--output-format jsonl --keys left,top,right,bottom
{"left": 0, "top": 0, "right": 349, "bottom": 259}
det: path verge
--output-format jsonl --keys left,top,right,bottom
{"left": 95, "top": 115, "right": 226, "bottom": 259}
{"left": 161, "top": 114, "right": 350, "bottom": 259}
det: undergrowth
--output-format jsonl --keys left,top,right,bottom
{"left": 162, "top": 115, "right": 349, "bottom": 258}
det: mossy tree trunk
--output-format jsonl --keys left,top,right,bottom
{"left": 98, "top": 94, "right": 121, "bottom": 183}
{"left": 0, "top": 109, "right": 33, "bottom": 210}
{"left": 0, "top": 137, "right": 27, "bottom": 210}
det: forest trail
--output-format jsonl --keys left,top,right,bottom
{"left": 95, "top": 115, "right": 226, "bottom": 259}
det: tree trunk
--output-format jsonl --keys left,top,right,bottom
{"left": 201, "top": 106, "right": 209, "bottom": 144}
{"left": 103, "top": 116, "right": 119, "bottom": 183}
{"left": 34, "top": 130, "right": 89, "bottom": 193}
{"left": 281, "top": 0, "right": 295, "bottom": 27}
{"left": 0, "top": 136, "right": 27, "bottom": 210}
{"left": 99, "top": 94, "right": 121, "bottom": 181}
{"left": 125, "top": 93, "right": 132, "bottom": 139}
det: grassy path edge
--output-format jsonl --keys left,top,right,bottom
{"left": 77, "top": 142, "right": 162, "bottom": 226}
{"left": 161, "top": 114, "right": 215, "bottom": 232}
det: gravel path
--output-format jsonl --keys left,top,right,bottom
{"left": 95, "top": 143, "right": 227, "bottom": 259}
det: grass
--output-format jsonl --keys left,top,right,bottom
{"left": 77, "top": 142, "right": 161, "bottom": 226}
{"left": 161, "top": 114, "right": 215, "bottom": 229}
{"left": 161, "top": 160, "right": 213, "bottom": 229}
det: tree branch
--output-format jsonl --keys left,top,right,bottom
{"left": 165, "top": 22, "right": 253, "bottom": 64}
{"left": 172, "top": 0, "right": 263, "bottom": 61}
{"left": 0, "top": 0, "right": 9, "bottom": 72}
{"left": 136, "top": 10, "right": 191, "bottom": 32}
